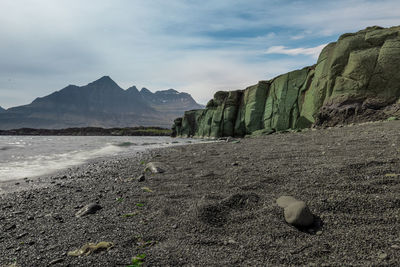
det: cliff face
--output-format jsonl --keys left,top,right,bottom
{"left": 172, "top": 26, "right": 400, "bottom": 138}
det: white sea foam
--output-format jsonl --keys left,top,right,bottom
{"left": 0, "top": 136, "right": 199, "bottom": 182}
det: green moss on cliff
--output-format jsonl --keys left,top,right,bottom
{"left": 173, "top": 26, "right": 400, "bottom": 138}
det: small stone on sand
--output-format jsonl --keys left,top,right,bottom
{"left": 75, "top": 203, "right": 102, "bottom": 217}
{"left": 145, "top": 162, "right": 166, "bottom": 173}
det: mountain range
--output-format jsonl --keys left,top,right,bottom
{"left": 0, "top": 76, "right": 203, "bottom": 129}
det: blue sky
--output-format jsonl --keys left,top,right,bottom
{"left": 1, "top": 0, "right": 400, "bottom": 108}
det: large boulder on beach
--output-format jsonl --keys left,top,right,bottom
{"left": 283, "top": 201, "right": 314, "bottom": 227}
{"left": 276, "top": 196, "right": 314, "bottom": 227}
{"left": 276, "top": 196, "right": 298, "bottom": 208}
{"left": 172, "top": 26, "right": 400, "bottom": 137}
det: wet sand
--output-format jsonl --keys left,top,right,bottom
{"left": 1, "top": 121, "right": 400, "bottom": 266}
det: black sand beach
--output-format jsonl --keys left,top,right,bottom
{"left": 1, "top": 121, "right": 400, "bottom": 266}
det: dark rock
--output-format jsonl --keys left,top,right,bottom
{"left": 16, "top": 233, "right": 28, "bottom": 239}
{"left": 52, "top": 214, "right": 64, "bottom": 223}
{"left": 5, "top": 224, "right": 16, "bottom": 231}
{"left": 137, "top": 174, "right": 145, "bottom": 182}
{"left": 48, "top": 258, "right": 64, "bottom": 265}
{"left": 75, "top": 203, "right": 102, "bottom": 217}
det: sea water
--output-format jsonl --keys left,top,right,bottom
{"left": 0, "top": 136, "right": 195, "bottom": 182}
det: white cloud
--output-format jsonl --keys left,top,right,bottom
{"left": 265, "top": 44, "right": 328, "bottom": 59}
{"left": 290, "top": 35, "right": 306, "bottom": 40}
{"left": 0, "top": 0, "right": 400, "bottom": 108}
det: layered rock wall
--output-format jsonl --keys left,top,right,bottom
{"left": 172, "top": 26, "right": 400, "bottom": 138}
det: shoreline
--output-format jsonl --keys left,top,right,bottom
{"left": 0, "top": 126, "right": 172, "bottom": 136}
{"left": 1, "top": 121, "right": 400, "bottom": 266}
{"left": 0, "top": 150, "right": 151, "bottom": 196}
{"left": 0, "top": 137, "right": 208, "bottom": 195}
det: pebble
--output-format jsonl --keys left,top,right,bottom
{"left": 145, "top": 162, "right": 166, "bottom": 173}
{"left": 75, "top": 203, "right": 102, "bottom": 217}
{"left": 137, "top": 174, "right": 146, "bottom": 182}
{"left": 378, "top": 252, "right": 388, "bottom": 260}
{"left": 5, "top": 224, "right": 16, "bottom": 231}
{"left": 16, "top": 232, "right": 28, "bottom": 239}
{"left": 48, "top": 258, "right": 64, "bottom": 265}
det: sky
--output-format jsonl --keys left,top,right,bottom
{"left": 1, "top": 0, "right": 400, "bottom": 108}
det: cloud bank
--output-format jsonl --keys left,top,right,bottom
{"left": 265, "top": 44, "right": 328, "bottom": 59}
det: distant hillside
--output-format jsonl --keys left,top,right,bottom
{"left": 0, "top": 76, "right": 203, "bottom": 129}
{"left": 0, "top": 106, "right": 5, "bottom": 113}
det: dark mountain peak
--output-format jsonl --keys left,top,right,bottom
{"left": 156, "top": 89, "right": 179, "bottom": 94}
{"left": 126, "top": 85, "right": 141, "bottom": 97}
{"left": 87, "top": 76, "right": 121, "bottom": 90}
{"left": 127, "top": 85, "right": 138, "bottom": 92}
{"left": 140, "top": 88, "right": 152, "bottom": 95}
{"left": 0, "top": 106, "right": 5, "bottom": 112}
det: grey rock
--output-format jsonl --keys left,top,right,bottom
{"left": 145, "top": 162, "right": 167, "bottom": 173}
{"left": 48, "top": 258, "right": 64, "bottom": 265}
{"left": 276, "top": 196, "right": 298, "bottom": 208}
{"left": 75, "top": 203, "right": 102, "bottom": 217}
{"left": 378, "top": 252, "right": 388, "bottom": 260}
{"left": 5, "top": 224, "right": 16, "bottom": 231}
{"left": 284, "top": 201, "right": 314, "bottom": 227}
{"left": 16, "top": 232, "right": 28, "bottom": 239}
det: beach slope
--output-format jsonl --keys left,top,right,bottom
{"left": 1, "top": 121, "right": 400, "bottom": 266}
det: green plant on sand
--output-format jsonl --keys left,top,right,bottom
{"left": 127, "top": 253, "right": 146, "bottom": 267}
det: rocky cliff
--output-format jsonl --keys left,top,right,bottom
{"left": 172, "top": 26, "right": 400, "bottom": 138}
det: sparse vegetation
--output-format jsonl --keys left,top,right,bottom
{"left": 127, "top": 253, "right": 146, "bottom": 267}
{"left": 122, "top": 212, "right": 138, "bottom": 217}
{"left": 142, "top": 187, "right": 153, "bottom": 193}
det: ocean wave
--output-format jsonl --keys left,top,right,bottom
{"left": 0, "top": 144, "right": 123, "bottom": 181}
{"left": 0, "top": 146, "right": 14, "bottom": 151}
{"left": 113, "top": 142, "right": 138, "bottom": 147}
